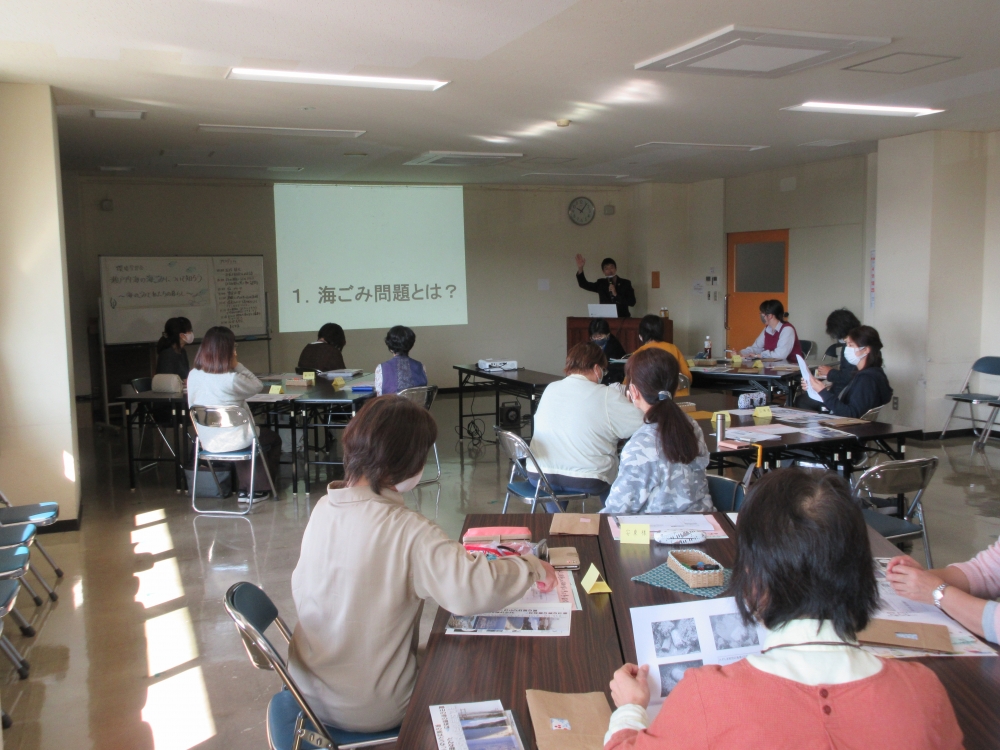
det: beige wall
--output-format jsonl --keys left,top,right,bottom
{"left": 0, "top": 83, "right": 79, "bottom": 521}
{"left": 63, "top": 177, "right": 636, "bottom": 391}
{"left": 981, "top": 134, "right": 1000, "bottom": 364}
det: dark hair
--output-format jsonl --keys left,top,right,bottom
{"left": 385, "top": 325, "right": 416, "bottom": 355}
{"left": 731, "top": 469, "right": 878, "bottom": 640}
{"left": 157, "top": 316, "right": 193, "bottom": 353}
{"left": 193, "top": 326, "right": 236, "bottom": 374}
{"left": 318, "top": 323, "right": 346, "bottom": 349}
{"left": 601, "top": 257, "right": 617, "bottom": 271}
{"left": 847, "top": 325, "right": 884, "bottom": 368}
{"left": 625, "top": 348, "right": 700, "bottom": 464}
{"left": 759, "top": 299, "right": 784, "bottom": 319}
{"left": 825, "top": 309, "right": 861, "bottom": 340}
{"left": 589, "top": 318, "right": 611, "bottom": 337}
{"left": 343, "top": 395, "right": 438, "bottom": 494}
{"left": 637, "top": 314, "right": 664, "bottom": 344}
{"left": 564, "top": 342, "right": 608, "bottom": 375}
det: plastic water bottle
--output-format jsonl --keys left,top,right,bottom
{"left": 703, "top": 336, "right": 712, "bottom": 359}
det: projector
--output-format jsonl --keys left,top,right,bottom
{"left": 477, "top": 359, "right": 518, "bottom": 371}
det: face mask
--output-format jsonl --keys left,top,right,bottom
{"left": 394, "top": 470, "right": 424, "bottom": 493}
{"left": 844, "top": 346, "right": 866, "bottom": 366}
{"left": 605, "top": 272, "right": 616, "bottom": 280}
{"left": 181, "top": 332, "right": 195, "bottom": 345}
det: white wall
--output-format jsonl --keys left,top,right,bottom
{"left": 0, "top": 83, "right": 80, "bottom": 521}
{"left": 981, "top": 133, "right": 1000, "bottom": 363}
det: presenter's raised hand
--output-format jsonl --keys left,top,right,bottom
{"left": 575, "top": 254, "right": 586, "bottom": 272}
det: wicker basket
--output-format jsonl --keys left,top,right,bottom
{"left": 667, "top": 550, "right": 725, "bottom": 588}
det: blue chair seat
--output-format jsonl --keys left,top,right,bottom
{"left": 0, "top": 547, "right": 30, "bottom": 577}
{"left": 0, "top": 525, "right": 35, "bottom": 549}
{"left": 506, "top": 480, "right": 585, "bottom": 500}
{"left": 0, "top": 503, "right": 57, "bottom": 527}
{"left": 945, "top": 392, "right": 999, "bottom": 403}
{"left": 198, "top": 447, "right": 254, "bottom": 460}
{"left": 267, "top": 690, "right": 398, "bottom": 750}
{"left": 863, "top": 509, "right": 923, "bottom": 539}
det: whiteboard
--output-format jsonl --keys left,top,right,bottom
{"left": 99, "top": 255, "right": 267, "bottom": 345}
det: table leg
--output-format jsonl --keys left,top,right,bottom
{"left": 458, "top": 371, "right": 465, "bottom": 438}
{"left": 303, "top": 409, "right": 312, "bottom": 495}
{"left": 495, "top": 380, "right": 500, "bottom": 430}
{"left": 173, "top": 405, "right": 183, "bottom": 493}
{"left": 290, "top": 409, "right": 299, "bottom": 496}
{"left": 126, "top": 405, "right": 137, "bottom": 491}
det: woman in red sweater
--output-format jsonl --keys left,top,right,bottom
{"left": 604, "top": 469, "right": 963, "bottom": 750}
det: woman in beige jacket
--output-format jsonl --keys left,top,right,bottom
{"left": 288, "top": 395, "right": 557, "bottom": 732}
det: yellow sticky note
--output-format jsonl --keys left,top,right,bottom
{"left": 303, "top": 371, "right": 316, "bottom": 383}
{"left": 686, "top": 359, "right": 696, "bottom": 367}
{"left": 620, "top": 524, "right": 650, "bottom": 545}
{"left": 269, "top": 385, "right": 284, "bottom": 395}
{"left": 753, "top": 359, "right": 764, "bottom": 369}
{"left": 580, "top": 563, "right": 612, "bottom": 594}
{"left": 711, "top": 411, "right": 732, "bottom": 425}
{"left": 753, "top": 406, "right": 772, "bottom": 419}
{"left": 332, "top": 377, "right": 346, "bottom": 388}
{"left": 731, "top": 355, "right": 743, "bottom": 366}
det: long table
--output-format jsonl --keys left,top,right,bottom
{"left": 398, "top": 513, "right": 1000, "bottom": 749}
{"left": 688, "top": 363, "right": 801, "bottom": 400}
{"left": 454, "top": 365, "right": 563, "bottom": 438}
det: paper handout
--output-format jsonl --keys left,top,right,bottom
{"left": 796, "top": 354, "right": 824, "bottom": 403}
{"left": 580, "top": 563, "right": 612, "bottom": 594}
{"left": 608, "top": 515, "right": 726, "bottom": 540}
{"left": 429, "top": 700, "right": 526, "bottom": 750}
{"left": 526, "top": 690, "right": 612, "bottom": 750}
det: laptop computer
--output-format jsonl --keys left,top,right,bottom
{"left": 588, "top": 303, "right": 618, "bottom": 318}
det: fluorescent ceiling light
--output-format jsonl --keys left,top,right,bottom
{"left": 175, "top": 163, "right": 302, "bottom": 171}
{"left": 227, "top": 67, "right": 449, "bottom": 92}
{"left": 100, "top": 166, "right": 133, "bottom": 172}
{"left": 405, "top": 151, "right": 522, "bottom": 167}
{"left": 93, "top": 109, "right": 146, "bottom": 119}
{"left": 198, "top": 124, "right": 364, "bottom": 138}
{"left": 800, "top": 139, "right": 853, "bottom": 147}
{"left": 785, "top": 101, "right": 944, "bottom": 117}
{"left": 521, "top": 172, "right": 629, "bottom": 179}
{"left": 635, "top": 141, "right": 768, "bottom": 151}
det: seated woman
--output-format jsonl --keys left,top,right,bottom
{"left": 528, "top": 343, "right": 643, "bottom": 505}
{"left": 155, "top": 316, "right": 194, "bottom": 379}
{"left": 590, "top": 318, "right": 627, "bottom": 360}
{"left": 186, "top": 326, "right": 281, "bottom": 499}
{"left": 887, "top": 541, "right": 1000, "bottom": 645}
{"left": 630, "top": 315, "right": 691, "bottom": 397}
{"left": 740, "top": 299, "right": 804, "bottom": 363}
{"left": 604, "top": 469, "right": 963, "bottom": 750}
{"left": 288, "top": 396, "right": 556, "bottom": 732}
{"left": 817, "top": 308, "right": 861, "bottom": 390}
{"left": 375, "top": 325, "right": 428, "bottom": 395}
{"left": 807, "top": 325, "right": 892, "bottom": 418}
{"left": 297, "top": 322, "right": 347, "bottom": 373}
{"left": 602, "top": 348, "right": 712, "bottom": 514}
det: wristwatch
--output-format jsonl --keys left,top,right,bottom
{"left": 932, "top": 583, "right": 949, "bottom": 609}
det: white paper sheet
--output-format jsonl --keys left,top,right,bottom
{"left": 768, "top": 406, "right": 826, "bottom": 424}
{"left": 246, "top": 392, "right": 301, "bottom": 402}
{"left": 630, "top": 597, "right": 769, "bottom": 718}
{"left": 722, "top": 428, "right": 782, "bottom": 442}
{"left": 445, "top": 603, "right": 572, "bottom": 637}
{"left": 429, "top": 701, "right": 526, "bottom": 750}
{"left": 801, "top": 426, "right": 855, "bottom": 440}
{"left": 726, "top": 513, "right": 738, "bottom": 524}
{"left": 515, "top": 571, "right": 581, "bottom": 611}
{"left": 608, "top": 514, "right": 726, "bottom": 540}
{"left": 796, "top": 354, "right": 825, "bottom": 402}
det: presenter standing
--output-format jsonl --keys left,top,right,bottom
{"left": 576, "top": 255, "right": 635, "bottom": 318}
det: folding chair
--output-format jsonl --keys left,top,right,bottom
{"left": 0, "top": 580, "right": 31, "bottom": 680}
{"left": 678, "top": 373, "right": 691, "bottom": 392}
{"left": 707, "top": 475, "right": 745, "bottom": 512}
{"left": 800, "top": 340, "right": 816, "bottom": 359}
{"left": 940, "top": 357, "right": 1000, "bottom": 438}
{"left": 823, "top": 343, "right": 842, "bottom": 364}
{"left": 224, "top": 582, "right": 398, "bottom": 750}
{"left": 494, "top": 428, "right": 590, "bottom": 513}
{"left": 190, "top": 405, "right": 276, "bottom": 516}
{"left": 396, "top": 386, "right": 441, "bottom": 485}
{"left": 854, "top": 457, "right": 937, "bottom": 569}
{"left": 0, "top": 489, "right": 65, "bottom": 583}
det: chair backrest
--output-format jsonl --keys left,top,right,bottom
{"left": 678, "top": 373, "right": 691, "bottom": 391}
{"left": 397, "top": 385, "right": 439, "bottom": 411}
{"left": 707, "top": 475, "right": 739, "bottom": 512}
{"left": 854, "top": 457, "right": 938, "bottom": 498}
{"left": 224, "top": 582, "right": 336, "bottom": 746}
{"left": 800, "top": 340, "right": 815, "bottom": 357}
{"left": 732, "top": 483, "right": 746, "bottom": 511}
{"left": 824, "top": 343, "right": 842, "bottom": 360}
{"left": 972, "top": 356, "right": 1000, "bottom": 377}
{"left": 859, "top": 402, "right": 888, "bottom": 422}
{"left": 189, "top": 404, "right": 254, "bottom": 429}
{"left": 131, "top": 377, "right": 152, "bottom": 393}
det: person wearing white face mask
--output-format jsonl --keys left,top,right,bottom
{"left": 740, "top": 299, "right": 803, "bottom": 363}
{"left": 155, "top": 316, "right": 194, "bottom": 379}
{"left": 288, "top": 395, "right": 557, "bottom": 733}
{"left": 807, "top": 325, "right": 893, "bottom": 418}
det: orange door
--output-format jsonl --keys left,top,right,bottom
{"left": 725, "top": 229, "right": 789, "bottom": 352}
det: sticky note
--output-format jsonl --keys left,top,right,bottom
{"left": 753, "top": 406, "right": 772, "bottom": 419}
{"left": 580, "top": 563, "right": 612, "bottom": 594}
{"left": 620, "top": 524, "right": 650, "bottom": 545}
{"left": 332, "top": 377, "right": 346, "bottom": 388}
{"left": 752, "top": 359, "right": 764, "bottom": 369}
{"left": 711, "top": 411, "right": 732, "bottom": 425}
{"left": 731, "top": 355, "right": 743, "bottom": 366}
{"left": 269, "top": 385, "right": 284, "bottom": 395}
{"left": 303, "top": 371, "right": 316, "bottom": 383}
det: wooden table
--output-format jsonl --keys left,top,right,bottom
{"left": 395, "top": 514, "right": 623, "bottom": 749}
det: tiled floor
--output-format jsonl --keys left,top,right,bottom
{"left": 1, "top": 393, "right": 997, "bottom": 749}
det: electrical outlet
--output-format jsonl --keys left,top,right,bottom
{"left": 892, "top": 396, "right": 899, "bottom": 410}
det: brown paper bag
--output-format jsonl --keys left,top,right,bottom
{"left": 549, "top": 514, "right": 600, "bottom": 536}
{"left": 858, "top": 618, "right": 955, "bottom": 653}
{"left": 526, "top": 690, "right": 612, "bottom": 750}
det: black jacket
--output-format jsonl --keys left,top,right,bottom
{"left": 820, "top": 365, "right": 893, "bottom": 418}
{"left": 597, "top": 334, "right": 627, "bottom": 361}
{"left": 156, "top": 346, "right": 190, "bottom": 380}
{"left": 824, "top": 343, "right": 858, "bottom": 392}
{"left": 576, "top": 272, "right": 636, "bottom": 318}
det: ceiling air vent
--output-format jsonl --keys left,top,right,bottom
{"left": 635, "top": 26, "right": 890, "bottom": 78}
{"left": 404, "top": 151, "right": 522, "bottom": 167}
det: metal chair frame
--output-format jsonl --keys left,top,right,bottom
{"left": 0, "top": 489, "right": 65, "bottom": 582}
{"left": 224, "top": 582, "right": 398, "bottom": 750}
{"left": 940, "top": 357, "right": 1000, "bottom": 439}
{"left": 0, "top": 584, "right": 30, "bottom": 680}
{"left": 677, "top": 373, "right": 691, "bottom": 393}
{"left": 130, "top": 378, "right": 177, "bottom": 471}
{"left": 190, "top": 405, "right": 276, "bottom": 516}
{"left": 397, "top": 386, "right": 441, "bottom": 485}
{"left": 494, "top": 428, "right": 588, "bottom": 513}
{"left": 854, "top": 457, "right": 938, "bottom": 568}
{"left": 800, "top": 340, "right": 816, "bottom": 359}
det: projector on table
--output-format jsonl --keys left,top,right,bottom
{"left": 477, "top": 359, "right": 518, "bottom": 371}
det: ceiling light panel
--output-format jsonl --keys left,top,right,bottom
{"left": 100, "top": 166, "right": 133, "bottom": 171}
{"left": 404, "top": 151, "right": 522, "bottom": 167}
{"left": 227, "top": 67, "right": 449, "bottom": 91}
{"left": 521, "top": 172, "right": 628, "bottom": 180}
{"left": 93, "top": 109, "right": 146, "bottom": 119}
{"left": 175, "top": 163, "right": 302, "bottom": 171}
{"left": 800, "top": 139, "right": 853, "bottom": 147}
{"left": 635, "top": 141, "right": 768, "bottom": 151}
{"left": 198, "top": 124, "right": 365, "bottom": 138}
{"left": 844, "top": 53, "right": 959, "bottom": 74}
{"left": 635, "top": 25, "right": 890, "bottom": 78}
{"left": 784, "top": 101, "right": 944, "bottom": 117}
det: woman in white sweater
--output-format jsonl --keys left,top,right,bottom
{"left": 186, "top": 326, "right": 281, "bottom": 499}
{"left": 289, "top": 396, "right": 556, "bottom": 732}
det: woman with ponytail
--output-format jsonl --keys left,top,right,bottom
{"left": 602, "top": 347, "right": 713, "bottom": 514}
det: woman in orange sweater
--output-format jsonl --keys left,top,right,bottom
{"left": 604, "top": 469, "right": 963, "bottom": 750}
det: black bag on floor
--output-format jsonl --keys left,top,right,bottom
{"left": 184, "top": 466, "right": 234, "bottom": 498}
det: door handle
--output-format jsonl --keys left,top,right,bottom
{"left": 724, "top": 295, "right": 730, "bottom": 330}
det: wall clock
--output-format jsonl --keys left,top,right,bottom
{"left": 568, "top": 196, "right": 596, "bottom": 226}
